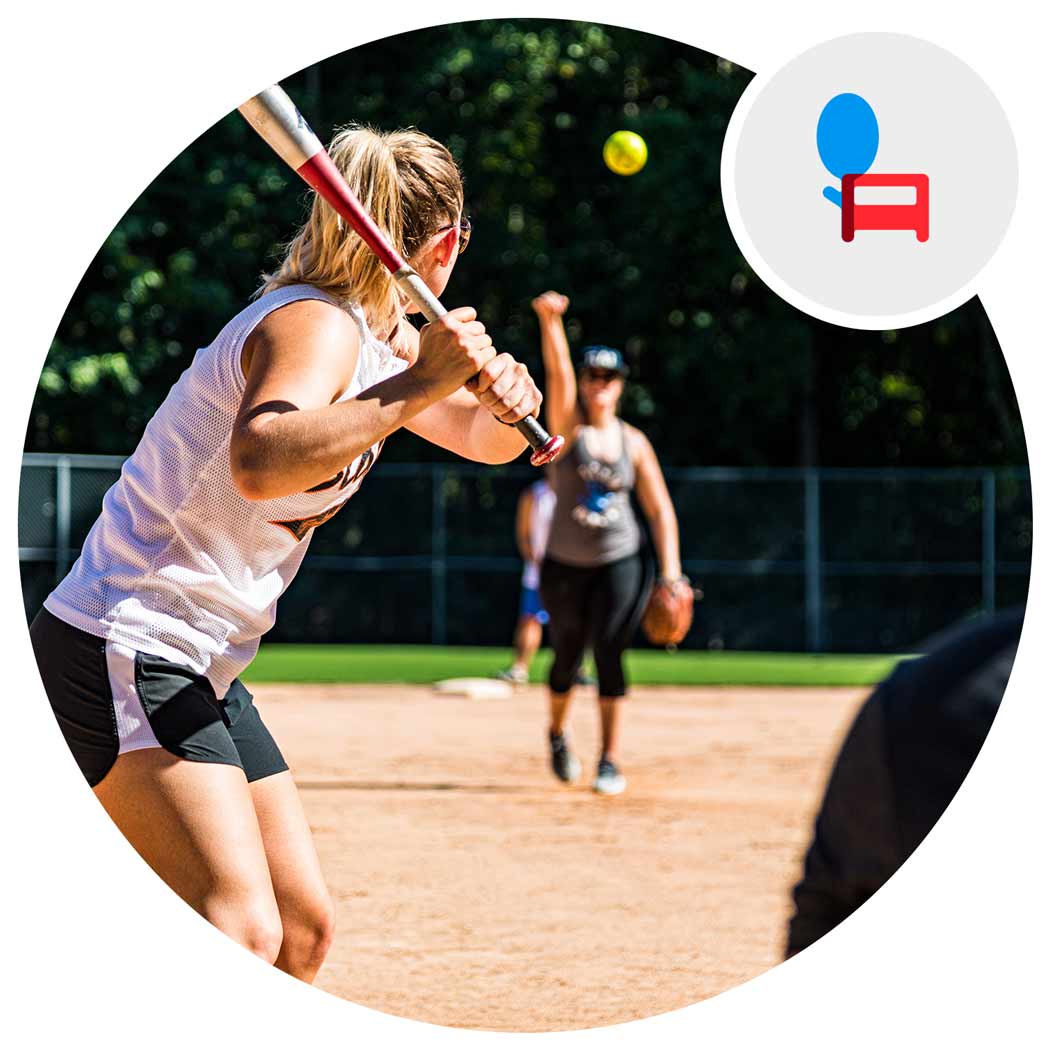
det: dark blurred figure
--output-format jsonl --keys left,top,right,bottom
{"left": 785, "top": 608, "right": 1024, "bottom": 957}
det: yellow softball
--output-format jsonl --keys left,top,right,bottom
{"left": 602, "top": 130, "right": 648, "bottom": 176}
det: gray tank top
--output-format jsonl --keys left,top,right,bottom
{"left": 545, "top": 422, "right": 642, "bottom": 567}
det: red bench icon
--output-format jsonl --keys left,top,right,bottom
{"left": 842, "top": 173, "right": 929, "bottom": 242}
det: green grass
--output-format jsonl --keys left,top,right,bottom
{"left": 242, "top": 645, "right": 909, "bottom": 688}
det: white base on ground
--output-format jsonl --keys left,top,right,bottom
{"left": 432, "top": 677, "right": 513, "bottom": 700}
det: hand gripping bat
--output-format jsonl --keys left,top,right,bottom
{"left": 238, "top": 85, "right": 564, "bottom": 466}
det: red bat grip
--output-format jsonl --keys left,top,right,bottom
{"left": 298, "top": 152, "right": 407, "bottom": 274}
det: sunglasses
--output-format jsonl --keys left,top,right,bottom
{"left": 436, "top": 216, "right": 472, "bottom": 255}
{"left": 581, "top": 369, "right": 622, "bottom": 383}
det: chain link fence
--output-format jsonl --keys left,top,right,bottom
{"left": 19, "top": 454, "right": 1031, "bottom": 652}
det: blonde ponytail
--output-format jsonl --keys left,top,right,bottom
{"left": 261, "top": 125, "right": 463, "bottom": 353}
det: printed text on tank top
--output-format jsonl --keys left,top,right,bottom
{"left": 259, "top": 298, "right": 395, "bottom": 542}
{"left": 572, "top": 423, "right": 633, "bottom": 530}
{"left": 270, "top": 439, "right": 385, "bottom": 541}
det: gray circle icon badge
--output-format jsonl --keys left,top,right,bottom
{"left": 722, "top": 33, "right": 1018, "bottom": 328}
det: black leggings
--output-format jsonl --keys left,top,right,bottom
{"left": 540, "top": 552, "right": 653, "bottom": 698}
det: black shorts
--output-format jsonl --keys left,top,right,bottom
{"left": 30, "top": 608, "right": 288, "bottom": 788}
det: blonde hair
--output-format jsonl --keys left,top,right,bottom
{"left": 261, "top": 125, "right": 463, "bottom": 352}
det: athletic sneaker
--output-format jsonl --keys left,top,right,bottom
{"left": 496, "top": 667, "right": 528, "bottom": 685}
{"left": 593, "top": 756, "right": 626, "bottom": 796}
{"left": 549, "top": 730, "right": 582, "bottom": 783}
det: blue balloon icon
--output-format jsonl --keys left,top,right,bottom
{"left": 817, "top": 93, "right": 879, "bottom": 208}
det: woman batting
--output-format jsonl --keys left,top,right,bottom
{"left": 533, "top": 290, "right": 683, "bottom": 795}
{"left": 30, "top": 126, "right": 541, "bottom": 980}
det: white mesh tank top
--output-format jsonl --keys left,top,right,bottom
{"left": 45, "top": 284, "right": 406, "bottom": 695}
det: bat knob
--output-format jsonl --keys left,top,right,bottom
{"left": 529, "top": 433, "right": 565, "bottom": 467}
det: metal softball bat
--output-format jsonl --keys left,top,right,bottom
{"left": 237, "top": 84, "right": 564, "bottom": 467}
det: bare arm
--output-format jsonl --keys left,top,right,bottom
{"left": 403, "top": 325, "right": 541, "bottom": 464}
{"left": 632, "top": 428, "right": 682, "bottom": 581}
{"left": 408, "top": 386, "right": 531, "bottom": 463}
{"left": 532, "top": 291, "right": 581, "bottom": 440}
{"left": 230, "top": 299, "right": 497, "bottom": 500}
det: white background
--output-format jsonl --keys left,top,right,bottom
{"left": 2, "top": 2, "right": 1045, "bottom": 1046}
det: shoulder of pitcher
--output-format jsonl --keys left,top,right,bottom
{"left": 622, "top": 421, "right": 654, "bottom": 467}
{"left": 555, "top": 421, "right": 587, "bottom": 459}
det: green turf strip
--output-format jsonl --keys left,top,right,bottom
{"left": 242, "top": 645, "right": 908, "bottom": 687}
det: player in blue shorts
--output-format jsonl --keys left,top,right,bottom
{"left": 498, "top": 479, "right": 556, "bottom": 685}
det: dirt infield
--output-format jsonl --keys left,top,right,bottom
{"left": 256, "top": 683, "right": 867, "bottom": 1031}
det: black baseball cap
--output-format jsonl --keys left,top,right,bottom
{"left": 580, "top": 345, "right": 629, "bottom": 377}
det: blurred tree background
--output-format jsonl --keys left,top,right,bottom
{"left": 26, "top": 19, "right": 1026, "bottom": 469}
